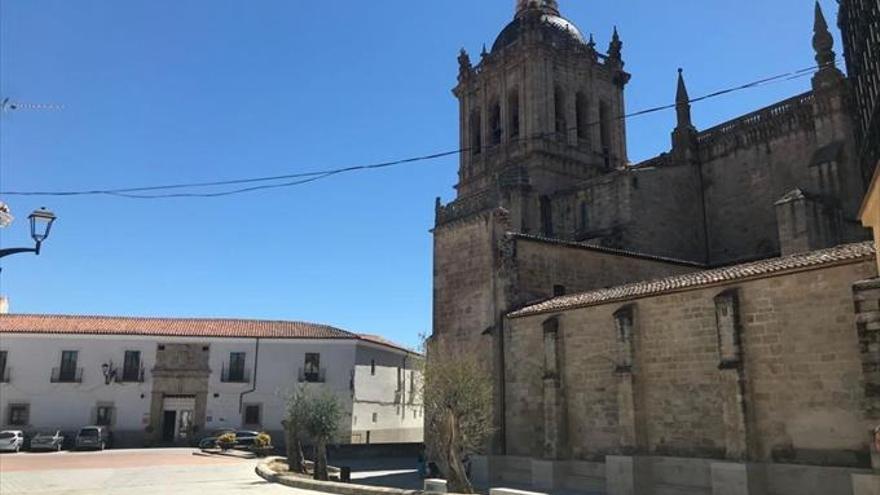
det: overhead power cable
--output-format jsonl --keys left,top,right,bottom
{"left": 0, "top": 60, "right": 835, "bottom": 200}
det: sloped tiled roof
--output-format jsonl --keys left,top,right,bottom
{"left": 510, "top": 233, "right": 704, "bottom": 267}
{"left": 509, "top": 242, "right": 876, "bottom": 318}
{"left": 358, "top": 334, "right": 421, "bottom": 355}
{"left": 0, "top": 314, "right": 354, "bottom": 339}
{"left": 0, "top": 314, "right": 417, "bottom": 353}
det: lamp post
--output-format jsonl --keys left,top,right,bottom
{"left": 0, "top": 207, "right": 57, "bottom": 261}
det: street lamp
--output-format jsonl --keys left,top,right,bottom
{"left": 0, "top": 207, "right": 57, "bottom": 260}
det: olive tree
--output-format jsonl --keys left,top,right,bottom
{"left": 283, "top": 385, "right": 309, "bottom": 473}
{"left": 422, "top": 339, "right": 494, "bottom": 494}
{"left": 305, "top": 388, "right": 342, "bottom": 481}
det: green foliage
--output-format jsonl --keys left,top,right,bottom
{"left": 422, "top": 338, "right": 494, "bottom": 494}
{"left": 284, "top": 384, "right": 343, "bottom": 479}
{"left": 284, "top": 385, "right": 311, "bottom": 473}
{"left": 304, "top": 389, "right": 342, "bottom": 442}
{"left": 286, "top": 385, "right": 311, "bottom": 439}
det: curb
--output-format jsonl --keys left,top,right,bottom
{"left": 255, "top": 457, "right": 426, "bottom": 495}
{"left": 196, "top": 448, "right": 257, "bottom": 460}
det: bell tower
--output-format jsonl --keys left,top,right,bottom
{"left": 432, "top": 0, "right": 633, "bottom": 455}
{"left": 447, "top": 0, "right": 630, "bottom": 233}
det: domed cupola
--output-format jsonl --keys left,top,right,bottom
{"left": 492, "top": 0, "right": 587, "bottom": 52}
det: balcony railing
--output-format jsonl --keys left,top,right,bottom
{"left": 0, "top": 367, "right": 9, "bottom": 383}
{"left": 298, "top": 368, "right": 326, "bottom": 383}
{"left": 221, "top": 366, "right": 251, "bottom": 383}
{"left": 51, "top": 367, "right": 83, "bottom": 383}
{"left": 116, "top": 367, "right": 146, "bottom": 383}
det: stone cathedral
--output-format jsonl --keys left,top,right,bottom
{"left": 431, "top": 1, "right": 880, "bottom": 493}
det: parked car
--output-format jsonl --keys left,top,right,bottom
{"left": 0, "top": 430, "right": 25, "bottom": 453}
{"left": 198, "top": 429, "right": 260, "bottom": 450}
{"left": 29, "top": 430, "right": 65, "bottom": 452}
{"left": 75, "top": 426, "right": 111, "bottom": 451}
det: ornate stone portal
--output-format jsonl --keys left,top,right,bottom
{"left": 147, "top": 343, "right": 210, "bottom": 446}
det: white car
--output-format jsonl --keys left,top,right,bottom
{"left": 0, "top": 430, "right": 25, "bottom": 453}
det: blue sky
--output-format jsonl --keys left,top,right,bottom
{"left": 0, "top": 0, "right": 841, "bottom": 348}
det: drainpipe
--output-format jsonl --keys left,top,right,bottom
{"left": 239, "top": 337, "right": 260, "bottom": 412}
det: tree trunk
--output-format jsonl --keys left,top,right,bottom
{"left": 444, "top": 410, "right": 474, "bottom": 494}
{"left": 282, "top": 421, "right": 304, "bottom": 473}
{"left": 314, "top": 439, "right": 329, "bottom": 481}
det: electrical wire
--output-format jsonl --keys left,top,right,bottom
{"left": 0, "top": 60, "right": 836, "bottom": 199}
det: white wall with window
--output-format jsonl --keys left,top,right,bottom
{"left": 0, "top": 317, "right": 423, "bottom": 448}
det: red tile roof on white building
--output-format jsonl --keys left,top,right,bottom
{"left": 0, "top": 314, "right": 417, "bottom": 353}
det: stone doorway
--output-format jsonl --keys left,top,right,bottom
{"left": 161, "top": 396, "right": 196, "bottom": 443}
{"left": 148, "top": 343, "right": 210, "bottom": 446}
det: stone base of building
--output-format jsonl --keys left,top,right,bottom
{"left": 473, "top": 455, "right": 877, "bottom": 495}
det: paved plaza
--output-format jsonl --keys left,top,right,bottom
{"left": 0, "top": 448, "right": 317, "bottom": 495}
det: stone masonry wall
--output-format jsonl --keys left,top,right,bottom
{"left": 512, "top": 237, "right": 698, "bottom": 307}
{"left": 701, "top": 125, "right": 818, "bottom": 264}
{"left": 505, "top": 258, "right": 878, "bottom": 465}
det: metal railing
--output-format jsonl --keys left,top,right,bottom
{"left": 50, "top": 367, "right": 83, "bottom": 383}
{"left": 116, "top": 367, "right": 145, "bottom": 383}
{"left": 298, "top": 367, "right": 326, "bottom": 383}
{"left": 221, "top": 366, "right": 251, "bottom": 383}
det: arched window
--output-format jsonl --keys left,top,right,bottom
{"left": 470, "top": 109, "right": 482, "bottom": 156}
{"left": 576, "top": 92, "right": 589, "bottom": 141}
{"left": 489, "top": 101, "right": 502, "bottom": 146}
{"left": 508, "top": 90, "right": 521, "bottom": 139}
{"left": 554, "top": 87, "right": 567, "bottom": 139}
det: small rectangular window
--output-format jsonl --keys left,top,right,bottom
{"left": 96, "top": 405, "right": 113, "bottom": 426}
{"left": 8, "top": 404, "right": 29, "bottom": 426}
{"left": 372, "top": 412, "right": 378, "bottom": 423}
{"left": 370, "top": 359, "right": 376, "bottom": 376}
{"left": 244, "top": 404, "right": 261, "bottom": 425}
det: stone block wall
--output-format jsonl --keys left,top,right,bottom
{"left": 511, "top": 236, "right": 698, "bottom": 308}
{"left": 505, "top": 258, "right": 878, "bottom": 465}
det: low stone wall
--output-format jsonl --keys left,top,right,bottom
{"left": 255, "top": 457, "right": 427, "bottom": 495}
{"left": 477, "top": 455, "right": 879, "bottom": 495}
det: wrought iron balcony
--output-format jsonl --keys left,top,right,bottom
{"left": 298, "top": 367, "right": 326, "bottom": 383}
{"left": 51, "top": 367, "right": 83, "bottom": 383}
{"left": 221, "top": 366, "right": 251, "bottom": 383}
{"left": 116, "top": 367, "right": 146, "bottom": 383}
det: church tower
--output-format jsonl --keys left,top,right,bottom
{"left": 432, "top": 0, "right": 631, "bottom": 454}
{"left": 443, "top": 0, "right": 630, "bottom": 234}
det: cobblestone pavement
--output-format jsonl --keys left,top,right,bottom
{"left": 0, "top": 448, "right": 318, "bottom": 494}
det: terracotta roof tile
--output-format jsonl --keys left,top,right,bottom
{"left": 509, "top": 242, "right": 876, "bottom": 318}
{"left": 0, "top": 314, "right": 356, "bottom": 340}
{"left": 358, "top": 333, "right": 420, "bottom": 355}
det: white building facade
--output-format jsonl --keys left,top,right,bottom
{"left": 0, "top": 314, "right": 423, "bottom": 447}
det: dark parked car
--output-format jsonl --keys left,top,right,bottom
{"left": 75, "top": 426, "right": 111, "bottom": 451}
{"left": 198, "top": 429, "right": 260, "bottom": 450}
{"left": 29, "top": 430, "right": 65, "bottom": 451}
